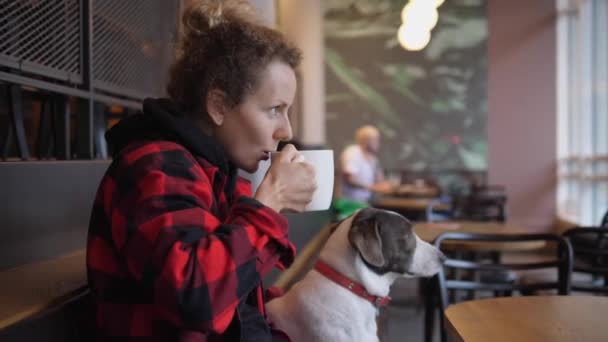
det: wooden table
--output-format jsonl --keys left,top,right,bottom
{"left": 445, "top": 296, "right": 608, "bottom": 342}
{"left": 392, "top": 184, "right": 439, "bottom": 198}
{"left": 373, "top": 196, "right": 449, "bottom": 211}
{"left": 372, "top": 196, "right": 449, "bottom": 221}
{"left": 414, "top": 221, "right": 546, "bottom": 251}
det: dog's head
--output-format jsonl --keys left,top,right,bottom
{"left": 346, "top": 207, "right": 444, "bottom": 277}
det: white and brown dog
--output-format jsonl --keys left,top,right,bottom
{"left": 266, "top": 208, "right": 444, "bottom": 342}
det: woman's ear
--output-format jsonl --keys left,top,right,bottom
{"left": 206, "top": 89, "right": 227, "bottom": 126}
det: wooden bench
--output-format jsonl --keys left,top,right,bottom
{"left": 0, "top": 250, "right": 93, "bottom": 341}
{"left": 0, "top": 161, "right": 107, "bottom": 339}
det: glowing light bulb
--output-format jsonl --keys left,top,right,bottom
{"left": 401, "top": 2, "right": 439, "bottom": 30}
{"left": 411, "top": 0, "right": 445, "bottom": 8}
{"left": 397, "top": 24, "right": 431, "bottom": 51}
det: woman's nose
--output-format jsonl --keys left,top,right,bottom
{"left": 274, "top": 116, "right": 293, "bottom": 142}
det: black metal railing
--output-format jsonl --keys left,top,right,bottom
{"left": 0, "top": 0, "right": 178, "bottom": 160}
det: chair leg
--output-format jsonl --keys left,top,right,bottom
{"left": 439, "top": 306, "right": 448, "bottom": 342}
{"left": 490, "top": 251, "right": 501, "bottom": 263}
{"left": 520, "top": 288, "right": 534, "bottom": 296}
{"left": 424, "top": 277, "right": 436, "bottom": 342}
{"left": 494, "top": 290, "right": 512, "bottom": 297}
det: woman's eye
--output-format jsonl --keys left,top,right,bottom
{"left": 269, "top": 106, "right": 281, "bottom": 116}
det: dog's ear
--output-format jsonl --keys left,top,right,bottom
{"left": 348, "top": 218, "right": 385, "bottom": 267}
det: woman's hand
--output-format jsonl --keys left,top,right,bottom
{"left": 254, "top": 144, "right": 317, "bottom": 213}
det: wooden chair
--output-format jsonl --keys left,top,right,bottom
{"left": 425, "top": 232, "right": 572, "bottom": 342}
{"left": 563, "top": 227, "right": 608, "bottom": 294}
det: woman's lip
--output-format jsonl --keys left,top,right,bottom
{"left": 260, "top": 152, "right": 270, "bottom": 161}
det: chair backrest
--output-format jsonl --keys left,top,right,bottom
{"left": 601, "top": 210, "right": 608, "bottom": 227}
{"left": 426, "top": 190, "right": 508, "bottom": 223}
{"left": 425, "top": 195, "right": 453, "bottom": 222}
{"left": 434, "top": 232, "right": 572, "bottom": 310}
{"left": 460, "top": 185, "right": 508, "bottom": 222}
{"left": 563, "top": 227, "right": 608, "bottom": 294}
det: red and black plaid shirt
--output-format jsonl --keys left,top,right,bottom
{"left": 87, "top": 140, "right": 295, "bottom": 340}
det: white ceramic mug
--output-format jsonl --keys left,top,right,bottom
{"left": 239, "top": 149, "right": 334, "bottom": 211}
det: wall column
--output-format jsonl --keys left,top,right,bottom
{"left": 278, "top": 0, "right": 325, "bottom": 145}
{"left": 487, "top": 0, "right": 557, "bottom": 232}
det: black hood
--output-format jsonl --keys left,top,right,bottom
{"left": 106, "top": 98, "right": 237, "bottom": 179}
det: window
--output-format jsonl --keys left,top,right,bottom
{"left": 557, "top": 0, "right": 608, "bottom": 225}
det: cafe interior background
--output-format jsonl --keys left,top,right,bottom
{"left": 0, "top": 0, "right": 606, "bottom": 341}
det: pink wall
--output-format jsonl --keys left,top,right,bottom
{"left": 487, "top": 0, "right": 557, "bottom": 232}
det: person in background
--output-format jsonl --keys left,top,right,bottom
{"left": 86, "top": 1, "right": 316, "bottom": 340}
{"left": 339, "top": 125, "right": 393, "bottom": 203}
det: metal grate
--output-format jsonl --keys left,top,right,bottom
{"left": 92, "top": 0, "right": 177, "bottom": 99}
{"left": 0, "top": 0, "right": 82, "bottom": 83}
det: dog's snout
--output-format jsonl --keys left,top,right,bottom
{"left": 405, "top": 236, "right": 446, "bottom": 277}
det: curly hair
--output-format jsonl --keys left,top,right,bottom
{"left": 167, "top": 0, "right": 302, "bottom": 120}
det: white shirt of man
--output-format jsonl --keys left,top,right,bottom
{"left": 340, "top": 144, "right": 378, "bottom": 203}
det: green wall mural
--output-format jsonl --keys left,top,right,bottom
{"left": 324, "top": 0, "right": 488, "bottom": 176}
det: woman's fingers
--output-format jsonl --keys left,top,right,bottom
{"left": 259, "top": 147, "right": 318, "bottom": 213}
{"left": 277, "top": 144, "right": 299, "bottom": 163}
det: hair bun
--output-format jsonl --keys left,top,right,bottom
{"left": 182, "top": 0, "right": 260, "bottom": 36}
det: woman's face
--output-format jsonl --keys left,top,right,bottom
{"left": 213, "top": 60, "right": 297, "bottom": 173}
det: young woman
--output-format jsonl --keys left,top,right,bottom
{"left": 86, "top": 1, "right": 316, "bottom": 340}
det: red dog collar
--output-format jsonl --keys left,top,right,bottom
{"left": 314, "top": 259, "right": 391, "bottom": 307}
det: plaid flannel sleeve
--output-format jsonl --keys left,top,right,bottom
{"left": 108, "top": 143, "right": 294, "bottom": 334}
